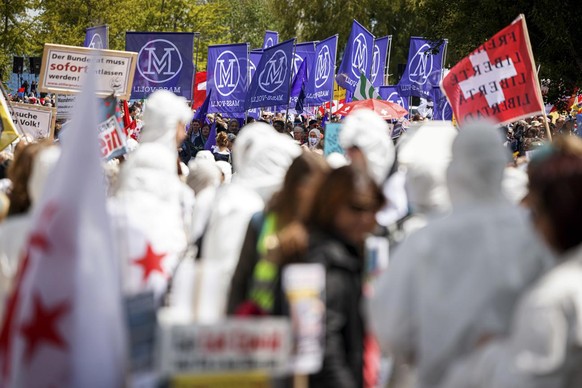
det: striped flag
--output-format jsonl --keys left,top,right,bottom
{"left": 353, "top": 73, "right": 380, "bottom": 101}
{"left": 0, "top": 89, "right": 19, "bottom": 151}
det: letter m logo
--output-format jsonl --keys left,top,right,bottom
{"left": 261, "top": 57, "right": 285, "bottom": 87}
{"left": 217, "top": 59, "right": 236, "bottom": 88}
{"left": 144, "top": 47, "right": 175, "bottom": 75}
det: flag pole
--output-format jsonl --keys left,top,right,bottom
{"left": 385, "top": 36, "right": 392, "bottom": 86}
{"left": 520, "top": 14, "right": 552, "bottom": 141}
{"left": 329, "top": 34, "right": 339, "bottom": 121}
{"left": 285, "top": 40, "right": 297, "bottom": 125}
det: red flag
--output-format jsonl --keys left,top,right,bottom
{"left": 192, "top": 71, "right": 207, "bottom": 109}
{"left": 441, "top": 15, "right": 544, "bottom": 125}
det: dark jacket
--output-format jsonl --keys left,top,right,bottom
{"left": 192, "top": 134, "right": 208, "bottom": 157}
{"left": 305, "top": 229, "right": 365, "bottom": 388}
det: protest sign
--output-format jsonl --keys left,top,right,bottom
{"left": 56, "top": 94, "right": 76, "bottom": 120}
{"left": 39, "top": 44, "right": 137, "bottom": 100}
{"left": 97, "top": 96, "right": 127, "bottom": 160}
{"left": 8, "top": 102, "right": 55, "bottom": 139}
{"left": 158, "top": 319, "right": 291, "bottom": 375}
{"left": 324, "top": 122, "right": 344, "bottom": 156}
{"left": 207, "top": 43, "right": 248, "bottom": 114}
{"left": 441, "top": 15, "right": 544, "bottom": 125}
{"left": 282, "top": 264, "right": 325, "bottom": 374}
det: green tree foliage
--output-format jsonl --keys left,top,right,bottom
{"left": 0, "top": 0, "right": 36, "bottom": 79}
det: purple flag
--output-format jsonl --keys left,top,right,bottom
{"left": 84, "top": 25, "right": 108, "bottom": 49}
{"left": 305, "top": 35, "right": 338, "bottom": 106}
{"left": 204, "top": 121, "right": 217, "bottom": 151}
{"left": 291, "top": 59, "right": 308, "bottom": 112}
{"left": 194, "top": 89, "right": 212, "bottom": 121}
{"left": 379, "top": 85, "right": 409, "bottom": 112}
{"left": 397, "top": 37, "right": 447, "bottom": 99}
{"left": 126, "top": 32, "right": 194, "bottom": 99}
{"left": 207, "top": 43, "right": 248, "bottom": 114}
{"left": 336, "top": 20, "right": 374, "bottom": 93}
{"left": 245, "top": 38, "right": 295, "bottom": 110}
{"left": 371, "top": 36, "right": 390, "bottom": 88}
{"left": 263, "top": 31, "right": 279, "bottom": 49}
{"left": 431, "top": 86, "right": 453, "bottom": 120}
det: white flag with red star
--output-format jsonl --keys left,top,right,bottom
{"left": 0, "top": 57, "right": 126, "bottom": 387}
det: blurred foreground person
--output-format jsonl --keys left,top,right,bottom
{"left": 109, "top": 90, "right": 194, "bottom": 304}
{"left": 370, "top": 122, "right": 551, "bottom": 388}
{"left": 443, "top": 136, "right": 582, "bottom": 388}
{"left": 198, "top": 122, "right": 300, "bottom": 322}
{"left": 227, "top": 151, "right": 329, "bottom": 315}
{"left": 0, "top": 143, "right": 60, "bottom": 318}
{"left": 307, "top": 165, "right": 385, "bottom": 388}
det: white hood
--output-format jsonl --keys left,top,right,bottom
{"left": 447, "top": 122, "right": 510, "bottom": 207}
{"left": 339, "top": 108, "right": 395, "bottom": 185}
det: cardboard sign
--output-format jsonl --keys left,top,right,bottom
{"left": 9, "top": 102, "right": 55, "bottom": 140}
{"left": 39, "top": 44, "right": 137, "bottom": 100}
{"left": 56, "top": 94, "right": 76, "bottom": 120}
{"left": 282, "top": 264, "right": 325, "bottom": 374}
{"left": 324, "top": 122, "right": 344, "bottom": 156}
{"left": 158, "top": 319, "right": 291, "bottom": 374}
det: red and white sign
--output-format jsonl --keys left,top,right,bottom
{"left": 441, "top": 15, "right": 544, "bottom": 125}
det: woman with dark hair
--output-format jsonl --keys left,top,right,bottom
{"left": 306, "top": 165, "right": 385, "bottom": 388}
{"left": 443, "top": 136, "right": 582, "bottom": 387}
{"left": 227, "top": 151, "right": 329, "bottom": 315}
{"left": 212, "top": 132, "right": 231, "bottom": 163}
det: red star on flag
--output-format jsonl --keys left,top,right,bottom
{"left": 133, "top": 243, "right": 167, "bottom": 282}
{"left": 20, "top": 294, "right": 69, "bottom": 362}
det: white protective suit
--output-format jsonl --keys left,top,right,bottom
{"left": 0, "top": 146, "right": 60, "bottom": 319}
{"left": 395, "top": 121, "right": 457, "bottom": 236}
{"left": 442, "top": 244, "right": 582, "bottom": 388}
{"left": 186, "top": 158, "right": 221, "bottom": 243}
{"left": 369, "top": 123, "right": 552, "bottom": 388}
{"left": 198, "top": 122, "right": 300, "bottom": 322}
{"left": 109, "top": 90, "right": 194, "bottom": 304}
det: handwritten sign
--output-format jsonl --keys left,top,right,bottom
{"left": 158, "top": 319, "right": 291, "bottom": 375}
{"left": 9, "top": 103, "right": 55, "bottom": 139}
{"left": 39, "top": 44, "right": 137, "bottom": 100}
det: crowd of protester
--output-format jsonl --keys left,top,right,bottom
{"left": 1, "top": 88, "right": 582, "bottom": 387}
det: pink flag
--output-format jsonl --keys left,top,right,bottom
{"left": 0, "top": 56, "right": 126, "bottom": 387}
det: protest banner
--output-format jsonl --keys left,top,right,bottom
{"left": 305, "top": 35, "right": 338, "bottom": 106}
{"left": 398, "top": 37, "right": 447, "bottom": 99}
{"left": 158, "top": 319, "right": 291, "bottom": 375}
{"left": 98, "top": 95, "right": 127, "bottom": 160}
{"left": 126, "top": 32, "right": 194, "bottom": 100}
{"left": 324, "top": 122, "right": 344, "bottom": 156}
{"left": 207, "top": 43, "right": 248, "bottom": 114}
{"left": 282, "top": 264, "right": 325, "bottom": 375}
{"left": 84, "top": 25, "right": 109, "bottom": 49}
{"left": 371, "top": 36, "right": 390, "bottom": 88}
{"left": 336, "top": 20, "right": 374, "bottom": 93}
{"left": 39, "top": 44, "right": 137, "bottom": 100}
{"left": 56, "top": 94, "right": 76, "bottom": 120}
{"left": 8, "top": 102, "right": 55, "bottom": 139}
{"left": 441, "top": 15, "right": 544, "bottom": 126}
{"left": 245, "top": 39, "right": 295, "bottom": 110}
{"left": 262, "top": 31, "right": 279, "bottom": 49}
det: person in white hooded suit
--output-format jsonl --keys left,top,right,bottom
{"left": 108, "top": 90, "right": 194, "bottom": 304}
{"left": 197, "top": 122, "right": 300, "bottom": 322}
{"left": 369, "top": 122, "right": 552, "bottom": 388}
